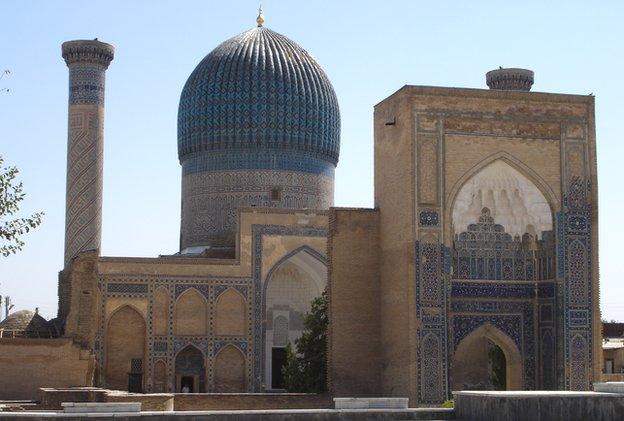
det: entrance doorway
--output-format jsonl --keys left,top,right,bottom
{"left": 451, "top": 323, "right": 523, "bottom": 391}
{"left": 272, "top": 347, "right": 287, "bottom": 389}
{"left": 180, "top": 376, "right": 195, "bottom": 393}
{"left": 487, "top": 342, "right": 507, "bottom": 390}
{"left": 175, "top": 345, "right": 205, "bottom": 393}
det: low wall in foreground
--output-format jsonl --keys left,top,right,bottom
{"left": 173, "top": 393, "right": 331, "bottom": 410}
{"left": 38, "top": 388, "right": 173, "bottom": 411}
{"left": 37, "top": 388, "right": 330, "bottom": 411}
{"left": 454, "top": 390, "right": 624, "bottom": 421}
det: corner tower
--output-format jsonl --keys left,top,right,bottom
{"left": 61, "top": 40, "right": 114, "bottom": 267}
{"left": 177, "top": 17, "right": 340, "bottom": 254}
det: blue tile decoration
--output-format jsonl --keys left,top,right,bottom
{"left": 153, "top": 341, "right": 168, "bottom": 353}
{"left": 214, "top": 340, "right": 247, "bottom": 356}
{"left": 182, "top": 151, "right": 335, "bottom": 177}
{"left": 540, "top": 329, "right": 556, "bottom": 389}
{"left": 177, "top": 27, "right": 340, "bottom": 170}
{"left": 451, "top": 281, "right": 536, "bottom": 299}
{"left": 560, "top": 177, "right": 593, "bottom": 390}
{"left": 214, "top": 285, "right": 248, "bottom": 300}
{"left": 451, "top": 300, "right": 536, "bottom": 389}
{"left": 174, "top": 284, "right": 209, "bottom": 299}
{"left": 419, "top": 209, "right": 439, "bottom": 226}
{"left": 68, "top": 64, "right": 106, "bottom": 106}
{"left": 415, "top": 241, "right": 449, "bottom": 404}
{"left": 453, "top": 208, "right": 554, "bottom": 281}
{"left": 107, "top": 283, "right": 148, "bottom": 294}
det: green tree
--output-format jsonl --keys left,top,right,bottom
{"left": 0, "top": 156, "right": 44, "bottom": 256}
{"left": 488, "top": 343, "right": 506, "bottom": 390}
{"left": 282, "top": 289, "right": 328, "bottom": 393}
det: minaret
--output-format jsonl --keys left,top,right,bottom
{"left": 61, "top": 40, "right": 114, "bottom": 267}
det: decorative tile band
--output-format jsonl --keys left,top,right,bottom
{"left": 107, "top": 283, "right": 148, "bottom": 294}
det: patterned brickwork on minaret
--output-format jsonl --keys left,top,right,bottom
{"left": 62, "top": 40, "right": 114, "bottom": 267}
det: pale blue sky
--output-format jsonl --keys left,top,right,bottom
{"left": 1, "top": 1, "right": 622, "bottom": 320}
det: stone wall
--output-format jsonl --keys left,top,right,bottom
{"left": 328, "top": 208, "right": 381, "bottom": 397}
{"left": 454, "top": 391, "right": 623, "bottom": 421}
{"left": 0, "top": 339, "right": 93, "bottom": 400}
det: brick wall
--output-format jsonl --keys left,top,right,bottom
{"left": 0, "top": 339, "right": 93, "bottom": 400}
{"left": 328, "top": 208, "right": 381, "bottom": 397}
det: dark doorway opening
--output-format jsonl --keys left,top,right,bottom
{"left": 272, "top": 347, "right": 287, "bottom": 389}
{"left": 175, "top": 345, "right": 205, "bottom": 392}
{"left": 128, "top": 373, "right": 143, "bottom": 393}
{"left": 180, "top": 376, "right": 194, "bottom": 393}
{"left": 488, "top": 341, "right": 507, "bottom": 390}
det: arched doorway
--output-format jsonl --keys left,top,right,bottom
{"left": 175, "top": 345, "right": 205, "bottom": 393}
{"left": 264, "top": 247, "right": 326, "bottom": 390}
{"left": 451, "top": 323, "right": 523, "bottom": 391}
{"left": 105, "top": 305, "right": 146, "bottom": 391}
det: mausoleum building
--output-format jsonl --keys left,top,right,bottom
{"left": 0, "top": 15, "right": 601, "bottom": 406}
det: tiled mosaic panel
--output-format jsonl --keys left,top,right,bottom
{"left": 453, "top": 208, "right": 555, "bottom": 281}
{"left": 415, "top": 241, "right": 449, "bottom": 404}
{"left": 560, "top": 177, "right": 593, "bottom": 390}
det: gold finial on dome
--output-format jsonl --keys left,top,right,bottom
{"left": 256, "top": 4, "right": 264, "bottom": 27}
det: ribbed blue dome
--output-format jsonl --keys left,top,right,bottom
{"left": 177, "top": 27, "right": 340, "bottom": 171}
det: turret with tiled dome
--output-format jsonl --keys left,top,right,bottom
{"left": 177, "top": 9, "right": 340, "bottom": 254}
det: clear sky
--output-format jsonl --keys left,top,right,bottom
{"left": 1, "top": 1, "right": 623, "bottom": 321}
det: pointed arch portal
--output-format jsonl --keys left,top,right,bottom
{"left": 263, "top": 246, "right": 327, "bottom": 390}
{"left": 451, "top": 323, "right": 523, "bottom": 391}
{"left": 175, "top": 345, "right": 205, "bottom": 393}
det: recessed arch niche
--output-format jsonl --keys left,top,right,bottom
{"left": 452, "top": 160, "right": 553, "bottom": 238}
{"left": 174, "top": 288, "right": 207, "bottom": 336}
{"left": 451, "top": 160, "right": 556, "bottom": 281}
{"left": 105, "top": 305, "right": 146, "bottom": 391}
{"left": 215, "top": 288, "right": 246, "bottom": 336}
{"left": 175, "top": 345, "right": 205, "bottom": 393}
{"left": 451, "top": 323, "right": 523, "bottom": 391}
{"left": 214, "top": 345, "right": 246, "bottom": 392}
{"left": 263, "top": 247, "right": 327, "bottom": 390}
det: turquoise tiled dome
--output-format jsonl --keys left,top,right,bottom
{"left": 177, "top": 26, "right": 340, "bottom": 174}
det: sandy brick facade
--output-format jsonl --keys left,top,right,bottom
{"left": 55, "top": 208, "right": 330, "bottom": 395}
{"left": 329, "top": 85, "right": 600, "bottom": 405}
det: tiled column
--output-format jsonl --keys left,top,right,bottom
{"left": 61, "top": 40, "right": 114, "bottom": 267}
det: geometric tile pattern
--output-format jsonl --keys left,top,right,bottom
{"left": 453, "top": 208, "right": 554, "bottom": 281}
{"left": 180, "top": 170, "right": 333, "bottom": 249}
{"left": 419, "top": 209, "right": 439, "bottom": 226}
{"left": 177, "top": 27, "right": 340, "bottom": 166}
{"left": 560, "top": 176, "right": 593, "bottom": 390}
{"left": 415, "top": 241, "right": 449, "bottom": 404}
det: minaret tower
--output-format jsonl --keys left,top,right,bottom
{"left": 61, "top": 40, "right": 114, "bottom": 267}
